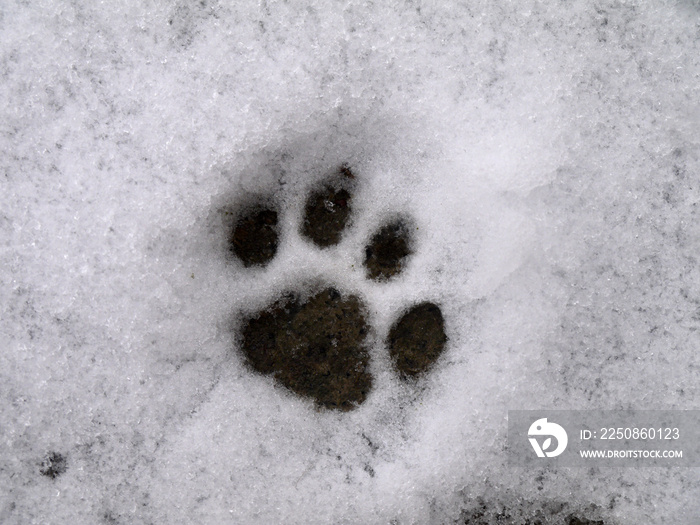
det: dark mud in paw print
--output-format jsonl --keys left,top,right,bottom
{"left": 388, "top": 302, "right": 447, "bottom": 379}
{"left": 229, "top": 200, "right": 279, "bottom": 267}
{"left": 364, "top": 218, "right": 413, "bottom": 281}
{"left": 241, "top": 288, "right": 372, "bottom": 410}
{"left": 229, "top": 166, "right": 447, "bottom": 411}
{"left": 300, "top": 165, "right": 354, "bottom": 247}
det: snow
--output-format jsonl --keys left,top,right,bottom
{"left": 1, "top": 0, "right": 699, "bottom": 524}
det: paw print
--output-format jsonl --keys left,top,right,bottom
{"left": 228, "top": 166, "right": 447, "bottom": 411}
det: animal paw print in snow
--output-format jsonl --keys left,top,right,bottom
{"left": 229, "top": 166, "right": 447, "bottom": 411}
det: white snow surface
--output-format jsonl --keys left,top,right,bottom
{"left": 1, "top": 1, "right": 699, "bottom": 524}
